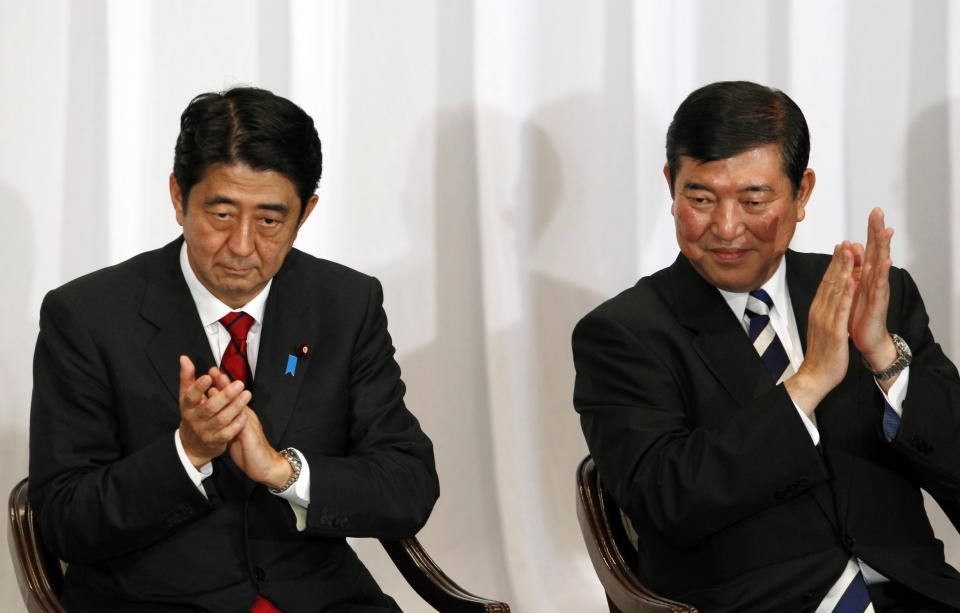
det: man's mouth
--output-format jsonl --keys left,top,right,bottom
{"left": 221, "top": 264, "right": 254, "bottom": 275}
{"left": 709, "top": 248, "right": 748, "bottom": 262}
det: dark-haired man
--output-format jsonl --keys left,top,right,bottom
{"left": 30, "top": 87, "right": 439, "bottom": 612}
{"left": 573, "top": 81, "right": 960, "bottom": 612}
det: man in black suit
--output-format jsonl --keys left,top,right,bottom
{"left": 573, "top": 81, "right": 960, "bottom": 612}
{"left": 29, "top": 87, "right": 439, "bottom": 612}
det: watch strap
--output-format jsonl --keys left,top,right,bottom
{"left": 269, "top": 448, "right": 303, "bottom": 494}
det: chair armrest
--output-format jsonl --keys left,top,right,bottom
{"left": 379, "top": 537, "right": 510, "bottom": 613}
{"left": 8, "top": 478, "right": 67, "bottom": 613}
{"left": 576, "top": 457, "right": 697, "bottom": 613}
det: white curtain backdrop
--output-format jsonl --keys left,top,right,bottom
{"left": 3, "top": 1, "right": 960, "bottom": 611}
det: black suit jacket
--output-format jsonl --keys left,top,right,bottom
{"left": 29, "top": 238, "right": 439, "bottom": 612}
{"left": 573, "top": 250, "right": 960, "bottom": 612}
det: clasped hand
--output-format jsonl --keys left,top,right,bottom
{"left": 785, "top": 208, "right": 899, "bottom": 414}
{"left": 178, "top": 356, "right": 293, "bottom": 489}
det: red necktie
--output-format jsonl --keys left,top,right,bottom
{"left": 220, "top": 313, "right": 277, "bottom": 613}
{"left": 219, "top": 311, "right": 254, "bottom": 386}
{"left": 251, "top": 593, "right": 282, "bottom": 613}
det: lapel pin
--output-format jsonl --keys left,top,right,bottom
{"left": 285, "top": 343, "right": 311, "bottom": 376}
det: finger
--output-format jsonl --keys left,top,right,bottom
{"left": 850, "top": 242, "right": 864, "bottom": 265}
{"left": 209, "top": 367, "right": 233, "bottom": 391}
{"left": 834, "top": 244, "right": 856, "bottom": 304}
{"left": 200, "top": 406, "right": 249, "bottom": 447}
{"left": 218, "top": 411, "right": 249, "bottom": 443}
{"left": 869, "top": 257, "right": 893, "bottom": 297}
{"left": 821, "top": 246, "right": 856, "bottom": 320}
{"left": 848, "top": 242, "right": 864, "bottom": 284}
{"left": 202, "top": 380, "right": 247, "bottom": 414}
{"left": 811, "top": 245, "right": 845, "bottom": 309}
{"left": 836, "top": 276, "right": 857, "bottom": 324}
{"left": 194, "top": 388, "right": 250, "bottom": 440}
{"left": 821, "top": 244, "right": 845, "bottom": 282}
{"left": 211, "top": 389, "right": 251, "bottom": 429}
{"left": 179, "top": 355, "right": 196, "bottom": 392}
{"left": 865, "top": 209, "right": 891, "bottom": 263}
{"left": 182, "top": 373, "right": 214, "bottom": 409}
{"left": 826, "top": 243, "right": 854, "bottom": 289}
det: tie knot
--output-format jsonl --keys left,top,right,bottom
{"left": 746, "top": 289, "right": 773, "bottom": 317}
{"left": 219, "top": 311, "right": 254, "bottom": 341}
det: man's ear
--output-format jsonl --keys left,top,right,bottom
{"left": 794, "top": 168, "right": 816, "bottom": 222}
{"left": 170, "top": 174, "right": 185, "bottom": 226}
{"left": 296, "top": 194, "right": 320, "bottom": 231}
{"left": 663, "top": 163, "right": 677, "bottom": 213}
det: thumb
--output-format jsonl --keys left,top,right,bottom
{"left": 179, "top": 355, "right": 196, "bottom": 392}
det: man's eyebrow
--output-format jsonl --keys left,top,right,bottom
{"left": 739, "top": 185, "right": 774, "bottom": 193}
{"left": 257, "top": 203, "right": 290, "bottom": 214}
{"left": 682, "top": 182, "right": 712, "bottom": 191}
{"left": 203, "top": 197, "right": 290, "bottom": 213}
{"left": 205, "top": 195, "right": 237, "bottom": 205}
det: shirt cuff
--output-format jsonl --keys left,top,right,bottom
{"left": 875, "top": 366, "right": 909, "bottom": 417}
{"left": 174, "top": 428, "right": 212, "bottom": 498}
{"left": 270, "top": 448, "right": 311, "bottom": 531}
{"left": 792, "top": 402, "right": 821, "bottom": 446}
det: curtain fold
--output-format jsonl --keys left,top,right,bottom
{"left": 1, "top": 1, "right": 958, "bottom": 610}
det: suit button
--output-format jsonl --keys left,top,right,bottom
{"left": 843, "top": 534, "right": 856, "bottom": 550}
{"left": 798, "top": 476, "right": 810, "bottom": 488}
{"left": 775, "top": 489, "right": 786, "bottom": 500}
{"left": 253, "top": 566, "right": 266, "bottom": 581}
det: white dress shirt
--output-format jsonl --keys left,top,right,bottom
{"left": 174, "top": 242, "right": 310, "bottom": 529}
{"left": 717, "top": 258, "right": 910, "bottom": 595}
{"left": 717, "top": 260, "right": 909, "bottom": 445}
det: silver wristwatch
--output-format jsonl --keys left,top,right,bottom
{"left": 862, "top": 333, "right": 912, "bottom": 380}
{"left": 269, "top": 448, "right": 302, "bottom": 494}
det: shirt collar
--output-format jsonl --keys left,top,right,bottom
{"left": 717, "top": 258, "right": 790, "bottom": 321}
{"left": 179, "top": 241, "right": 271, "bottom": 327}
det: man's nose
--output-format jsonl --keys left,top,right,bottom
{"left": 711, "top": 200, "right": 744, "bottom": 240}
{"left": 228, "top": 220, "right": 256, "bottom": 256}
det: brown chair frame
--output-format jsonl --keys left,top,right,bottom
{"left": 9, "top": 477, "right": 509, "bottom": 613}
{"left": 576, "top": 456, "right": 697, "bottom": 613}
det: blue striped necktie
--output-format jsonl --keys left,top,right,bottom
{"left": 815, "top": 560, "right": 874, "bottom": 613}
{"left": 744, "top": 289, "right": 794, "bottom": 384}
{"left": 831, "top": 571, "right": 872, "bottom": 612}
{"left": 745, "top": 289, "right": 877, "bottom": 613}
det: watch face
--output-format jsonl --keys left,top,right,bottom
{"left": 876, "top": 334, "right": 911, "bottom": 379}
{"left": 893, "top": 334, "right": 912, "bottom": 359}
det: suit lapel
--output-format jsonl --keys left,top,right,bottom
{"left": 249, "top": 250, "right": 313, "bottom": 448}
{"left": 671, "top": 252, "right": 840, "bottom": 526}
{"left": 669, "top": 255, "right": 772, "bottom": 408}
{"left": 784, "top": 250, "right": 819, "bottom": 354}
{"left": 784, "top": 251, "right": 847, "bottom": 524}
{"left": 141, "top": 239, "right": 217, "bottom": 407}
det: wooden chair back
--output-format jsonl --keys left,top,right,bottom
{"left": 9, "top": 477, "right": 509, "bottom": 613}
{"left": 575, "top": 456, "right": 697, "bottom": 613}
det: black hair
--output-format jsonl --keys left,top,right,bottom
{"left": 173, "top": 87, "right": 322, "bottom": 221}
{"left": 665, "top": 81, "right": 809, "bottom": 196}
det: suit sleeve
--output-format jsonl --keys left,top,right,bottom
{"left": 572, "top": 307, "right": 829, "bottom": 549}
{"left": 302, "top": 278, "right": 439, "bottom": 537}
{"left": 885, "top": 268, "right": 960, "bottom": 498}
{"left": 28, "top": 289, "right": 212, "bottom": 564}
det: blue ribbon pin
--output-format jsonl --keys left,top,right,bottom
{"left": 285, "top": 355, "right": 298, "bottom": 376}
